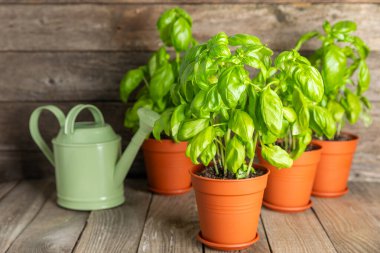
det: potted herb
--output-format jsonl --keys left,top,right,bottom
{"left": 157, "top": 32, "right": 292, "bottom": 250}
{"left": 294, "top": 20, "right": 371, "bottom": 197}
{"left": 258, "top": 50, "right": 335, "bottom": 212}
{"left": 119, "top": 7, "right": 196, "bottom": 195}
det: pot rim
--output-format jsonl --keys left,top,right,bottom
{"left": 190, "top": 163, "right": 269, "bottom": 183}
{"left": 312, "top": 132, "right": 359, "bottom": 143}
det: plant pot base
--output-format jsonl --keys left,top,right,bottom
{"left": 263, "top": 200, "right": 313, "bottom": 213}
{"left": 148, "top": 186, "right": 192, "bottom": 195}
{"left": 312, "top": 187, "right": 348, "bottom": 198}
{"left": 196, "top": 231, "right": 259, "bottom": 251}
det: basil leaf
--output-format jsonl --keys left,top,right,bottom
{"left": 200, "top": 143, "right": 217, "bottom": 166}
{"left": 207, "top": 32, "right": 231, "bottom": 58}
{"left": 293, "top": 64, "right": 324, "bottom": 102}
{"left": 261, "top": 145, "right": 293, "bottom": 169}
{"left": 341, "top": 90, "right": 362, "bottom": 124}
{"left": 294, "top": 31, "right": 319, "bottom": 51}
{"left": 152, "top": 108, "right": 174, "bottom": 140}
{"left": 149, "top": 63, "right": 174, "bottom": 101}
{"left": 170, "top": 104, "right": 187, "bottom": 141}
{"left": 260, "top": 88, "right": 283, "bottom": 135}
{"left": 283, "top": 107, "right": 297, "bottom": 123}
{"left": 332, "top": 20, "right": 357, "bottom": 34}
{"left": 156, "top": 9, "right": 177, "bottom": 46}
{"left": 177, "top": 118, "right": 209, "bottom": 141}
{"left": 171, "top": 17, "right": 192, "bottom": 52}
{"left": 322, "top": 45, "right": 347, "bottom": 94}
{"left": 120, "top": 68, "right": 144, "bottom": 103}
{"left": 228, "top": 34, "right": 262, "bottom": 46}
{"left": 309, "top": 106, "right": 336, "bottom": 139}
{"left": 228, "top": 110, "right": 254, "bottom": 142}
{"left": 124, "top": 97, "right": 153, "bottom": 129}
{"left": 327, "top": 100, "right": 345, "bottom": 123}
{"left": 225, "top": 136, "right": 245, "bottom": 173}
{"left": 187, "top": 126, "right": 215, "bottom": 164}
{"left": 358, "top": 60, "right": 370, "bottom": 95}
{"left": 217, "top": 66, "right": 248, "bottom": 108}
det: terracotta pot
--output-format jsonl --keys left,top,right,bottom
{"left": 190, "top": 164, "right": 269, "bottom": 251}
{"left": 312, "top": 133, "right": 359, "bottom": 198}
{"left": 142, "top": 139, "right": 193, "bottom": 195}
{"left": 258, "top": 145, "right": 322, "bottom": 212}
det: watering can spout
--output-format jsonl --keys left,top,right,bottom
{"left": 114, "top": 107, "right": 160, "bottom": 185}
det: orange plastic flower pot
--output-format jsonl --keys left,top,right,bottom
{"left": 258, "top": 145, "right": 322, "bottom": 212}
{"left": 142, "top": 139, "right": 193, "bottom": 195}
{"left": 190, "top": 165, "right": 269, "bottom": 251}
{"left": 312, "top": 133, "right": 359, "bottom": 198}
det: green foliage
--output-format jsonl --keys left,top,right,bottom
{"left": 155, "top": 32, "right": 295, "bottom": 179}
{"left": 294, "top": 20, "right": 372, "bottom": 138}
{"left": 119, "top": 8, "right": 195, "bottom": 133}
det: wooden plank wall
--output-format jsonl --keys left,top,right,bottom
{"left": 0, "top": 0, "right": 379, "bottom": 182}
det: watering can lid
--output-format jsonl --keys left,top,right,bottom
{"left": 54, "top": 122, "right": 120, "bottom": 145}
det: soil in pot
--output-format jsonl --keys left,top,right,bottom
{"left": 312, "top": 133, "right": 359, "bottom": 198}
{"left": 258, "top": 144, "right": 322, "bottom": 213}
{"left": 190, "top": 164, "right": 269, "bottom": 251}
{"left": 142, "top": 138, "right": 193, "bottom": 195}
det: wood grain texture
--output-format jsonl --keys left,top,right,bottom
{"left": 204, "top": 218, "right": 271, "bottom": 253}
{"left": 0, "top": 51, "right": 379, "bottom": 102}
{"left": 0, "top": 180, "right": 52, "bottom": 252}
{"left": 7, "top": 194, "right": 89, "bottom": 253}
{"left": 137, "top": 191, "right": 202, "bottom": 253}
{"left": 74, "top": 179, "right": 152, "bottom": 253}
{"left": 312, "top": 183, "right": 380, "bottom": 253}
{"left": 261, "top": 207, "right": 337, "bottom": 253}
{"left": 0, "top": 181, "right": 17, "bottom": 199}
{"left": 0, "top": 4, "right": 379, "bottom": 51}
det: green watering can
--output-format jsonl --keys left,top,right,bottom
{"left": 29, "top": 104, "right": 160, "bottom": 211}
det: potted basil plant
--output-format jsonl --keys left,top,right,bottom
{"left": 120, "top": 7, "right": 196, "bottom": 195}
{"left": 155, "top": 32, "right": 292, "bottom": 250}
{"left": 294, "top": 20, "right": 371, "bottom": 197}
{"left": 258, "top": 50, "right": 336, "bottom": 212}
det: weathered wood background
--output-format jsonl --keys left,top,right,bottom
{"left": 0, "top": 0, "right": 379, "bottom": 182}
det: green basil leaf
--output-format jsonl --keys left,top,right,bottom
{"left": 261, "top": 144, "right": 293, "bottom": 169}
{"left": 157, "top": 9, "right": 177, "bottom": 46}
{"left": 200, "top": 143, "right": 217, "bottom": 166}
{"left": 177, "top": 118, "right": 209, "bottom": 141}
{"left": 322, "top": 45, "right": 347, "bottom": 94}
{"left": 341, "top": 90, "right": 362, "bottom": 124}
{"left": 124, "top": 97, "right": 153, "bottom": 129}
{"left": 187, "top": 126, "right": 215, "bottom": 164}
{"left": 171, "top": 17, "right": 192, "bottom": 52}
{"left": 261, "top": 129, "right": 278, "bottom": 144}
{"left": 207, "top": 32, "right": 231, "bottom": 58}
{"left": 218, "top": 66, "right": 248, "bottom": 108}
{"left": 205, "top": 85, "right": 222, "bottom": 112}
{"left": 120, "top": 68, "right": 144, "bottom": 103}
{"left": 174, "top": 7, "right": 192, "bottom": 26}
{"left": 332, "top": 21, "right": 356, "bottom": 34}
{"left": 225, "top": 136, "right": 245, "bottom": 173}
{"left": 309, "top": 106, "right": 336, "bottom": 139}
{"left": 228, "top": 34, "right": 262, "bottom": 46}
{"left": 291, "top": 131, "right": 311, "bottom": 160}
{"left": 246, "top": 138, "right": 255, "bottom": 159}
{"left": 149, "top": 63, "right": 174, "bottom": 101}
{"left": 152, "top": 108, "right": 174, "bottom": 140}
{"left": 283, "top": 107, "right": 297, "bottom": 123}
{"left": 360, "top": 96, "right": 372, "bottom": 110}
{"left": 228, "top": 110, "right": 254, "bottom": 142}
{"left": 358, "top": 60, "right": 370, "bottom": 95}
{"left": 260, "top": 88, "right": 283, "bottom": 135}
{"left": 170, "top": 104, "right": 187, "bottom": 141}
{"left": 293, "top": 64, "right": 324, "bottom": 102}
{"left": 327, "top": 100, "right": 345, "bottom": 123}
{"left": 190, "top": 90, "right": 209, "bottom": 117}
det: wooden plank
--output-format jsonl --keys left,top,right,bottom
{"left": 0, "top": 180, "right": 53, "bottom": 252}
{"left": 137, "top": 191, "right": 202, "bottom": 253}
{"left": 7, "top": 194, "right": 89, "bottom": 253}
{"left": 0, "top": 181, "right": 18, "bottom": 199}
{"left": 204, "top": 218, "right": 271, "bottom": 253}
{"left": 0, "top": 51, "right": 379, "bottom": 102}
{"left": 74, "top": 179, "right": 152, "bottom": 253}
{"left": 0, "top": 4, "right": 379, "bottom": 51}
{"left": 0, "top": 52, "right": 150, "bottom": 102}
{"left": 261, "top": 207, "right": 337, "bottom": 253}
{"left": 312, "top": 184, "right": 380, "bottom": 253}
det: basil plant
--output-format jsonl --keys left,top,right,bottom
{"left": 120, "top": 8, "right": 195, "bottom": 131}
{"left": 153, "top": 32, "right": 294, "bottom": 179}
{"left": 294, "top": 20, "right": 371, "bottom": 138}
{"left": 271, "top": 50, "right": 336, "bottom": 159}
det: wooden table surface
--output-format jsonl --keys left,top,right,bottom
{"left": 0, "top": 179, "right": 379, "bottom": 253}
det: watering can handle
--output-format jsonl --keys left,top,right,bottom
{"left": 64, "top": 104, "right": 105, "bottom": 135}
{"left": 29, "top": 105, "right": 66, "bottom": 166}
